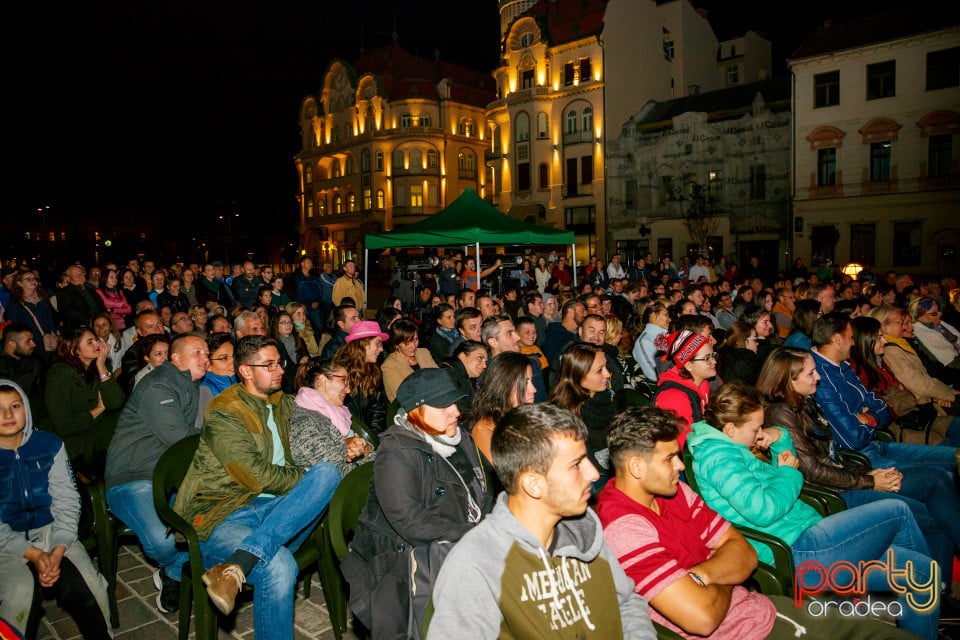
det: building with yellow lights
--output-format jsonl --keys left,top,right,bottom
{"left": 490, "top": 0, "right": 772, "bottom": 261}
{"left": 295, "top": 45, "right": 494, "bottom": 264}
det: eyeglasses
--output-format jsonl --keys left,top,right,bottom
{"left": 325, "top": 373, "right": 348, "bottom": 382}
{"left": 745, "top": 336, "right": 759, "bottom": 341}
{"left": 246, "top": 359, "right": 287, "bottom": 371}
{"left": 210, "top": 354, "right": 234, "bottom": 362}
{"left": 690, "top": 353, "right": 718, "bottom": 363}
{"left": 20, "top": 276, "right": 38, "bottom": 282}
{"left": 278, "top": 319, "right": 293, "bottom": 325}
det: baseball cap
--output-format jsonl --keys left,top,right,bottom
{"left": 396, "top": 368, "right": 466, "bottom": 412}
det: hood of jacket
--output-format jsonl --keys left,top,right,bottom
{"left": 484, "top": 493, "right": 605, "bottom": 563}
{"left": 656, "top": 365, "right": 708, "bottom": 396}
{"left": 0, "top": 378, "right": 32, "bottom": 445}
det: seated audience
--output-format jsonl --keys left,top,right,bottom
{"left": 382, "top": 319, "right": 438, "bottom": 402}
{"left": 333, "top": 321, "right": 389, "bottom": 435}
{"left": 469, "top": 352, "right": 536, "bottom": 465}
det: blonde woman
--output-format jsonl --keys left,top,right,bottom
{"left": 285, "top": 301, "right": 320, "bottom": 356}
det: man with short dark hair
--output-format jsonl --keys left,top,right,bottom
{"left": 597, "top": 407, "right": 913, "bottom": 640}
{"left": 542, "top": 299, "right": 584, "bottom": 368}
{"left": 475, "top": 292, "right": 497, "bottom": 319}
{"left": 231, "top": 260, "right": 265, "bottom": 308}
{"left": 119, "top": 310, "right": 166, "bottom": 394}
{"left": 0, "top": 323, "right": 42, "bottom": 414}
{"left": 58, "top": 265, "right": 105, "bottom": 330}
{"left": 428, "top": 404, "right": 657, "bottom": 639}
{"left": 197, "top": 262, "right": 233, "bottom": 310}
{"left": 173, "top": 336, "right": 341, "bottom": 638}
{"left": 332, "top": 260, "right": 365, "bottom": 310}
{"left": 522, "top": 292, "right": 547, "bottom": 347}
{"left": 320, "top": 304, "right": 361, "bottom": 359}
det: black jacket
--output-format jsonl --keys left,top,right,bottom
{"left": 344, "top": 381, "right": 388, "bottom": 436}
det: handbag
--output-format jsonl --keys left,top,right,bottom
{"left": 22, "top": 303, "right": 59, "bottom": 352}
{"left": 896, "top": 402, "right": 937, "bottom": 432}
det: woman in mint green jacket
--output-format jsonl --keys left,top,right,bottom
{"left": 686, "top": 382, "right": 942, "bottom": 640}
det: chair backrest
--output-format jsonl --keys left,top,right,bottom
{"left": 152, "top": 434, "right": 201, "bottom": 538}
{"left": 327, "top": 462, "right": 375, "bottom": 561}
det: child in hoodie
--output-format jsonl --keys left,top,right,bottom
{"left": 0, "top": 379, "right": 111, "bottom": 639}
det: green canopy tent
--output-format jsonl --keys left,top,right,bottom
{"left": 363, "top": 187, "right": 576, "bottom": 300}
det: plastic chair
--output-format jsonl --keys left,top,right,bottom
{"left": 152, "top": 435, "right": 326, "bottom": 640}
{"left": 318, "top": 462, "right": 375, "bottom": 640}
{"left": 682, "top": 443, "right": 795, "bottom": 597}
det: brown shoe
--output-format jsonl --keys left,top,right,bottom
{"left": 201, "top": 564, "right": 246, "bottom": 615}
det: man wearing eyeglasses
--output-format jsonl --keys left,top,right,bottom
{"left": 173, "top": 335, "right": 340, "bottom": 640}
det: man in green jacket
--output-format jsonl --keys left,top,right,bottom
{"left": 173, "top": 335, "right": 340, "bottom": 640}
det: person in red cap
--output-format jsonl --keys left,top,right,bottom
{"left": 652, "top": 329, "right": 717, "bottom": 448}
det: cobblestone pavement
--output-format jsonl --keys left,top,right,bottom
{"left": 35, "top": 542, "right": 362, "bottom": 640}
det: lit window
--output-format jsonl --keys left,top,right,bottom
{"left": 318, "top": 197, "right": 327, "bottom": 216}
{"left": 348, "top": 193, "right": 356, "bottom": 212}
{"left": 334, "top": 195, "right": 343, "bottom": 214}
{"left": 363, "top": 188, "right": 372, "bottom": 210}
{"left": 410, "top": 185, "right": 423, "bottom": 211}
{"left": 376, "top": 189, "right": 385, "bottom": 209}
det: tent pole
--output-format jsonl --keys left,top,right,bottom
{"left": 363, "top": 250, "right": 369, "bottom": 317}
{"left": 475, "top": 242, "right": 481, "bottom": 291}
{"left": 571, "top": 243, "right": 577, "bottom": 288}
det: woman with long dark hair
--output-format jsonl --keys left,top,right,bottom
{"left": 444, "top": 340, "right": 486, "bottom": 424}
{"left": 5, "top": 271, "right": 58, "bottom": 362}
{"left": 45, "top": 327, "right": 125, "bottom": 463}
{"left": 270, "top": 311, "right": 309, "bottom": 394}
{"left": 715, "top": 320, "right": 761, "bottom": 385}
{"left": 333, "top": 322, "right": 389, "bottom": 435}
{"left": 688, "top": 382, "right": 942, "bottom": 639}
{"left": 95, "top": 268, "right": 131, "bottom": 330}
{"left": 549, "top": 343, "right": 614, "bottom": 476}
{"left": 469, "top": 352, "right": 536, "bottom": 464}
{"left": 783, "top": 298, "right": 820, "bottom": 350}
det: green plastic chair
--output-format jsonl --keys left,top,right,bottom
{"left": 682, "top": 443, "right": 795, "bottom": 597}
{"left": 318, "top": 461, "right": 375, "bottom": 640}
{"left": 152, "top": 435, "right": 325, "bottom": 640}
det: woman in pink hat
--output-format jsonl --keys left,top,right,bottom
{"left": 333, "top": 320, "right": 389, "bottom": 435}
{"left": 652, "top": 329, "right": 717, "bottom": 448}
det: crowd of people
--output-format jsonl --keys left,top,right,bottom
{"left": 0, "top": 249, "right": 958, "bottom": 640}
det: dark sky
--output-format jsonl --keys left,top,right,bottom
{"left": 12, "top": 0, "right": 917, "bottom": 241}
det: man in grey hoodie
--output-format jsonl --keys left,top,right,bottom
{"left": 427, "top": 403, "right": 657, "bottom": 639}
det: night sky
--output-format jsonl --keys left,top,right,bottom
{"left": 12, "top": 0, "right": 919, "bottom": 247}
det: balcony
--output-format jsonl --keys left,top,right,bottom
{"left": 391, "top": 166, "right": 441, "bottom": 178}
{"left": 563, "top": 131, "right": 595, "bottom": 146}
{"left": 809, "top": 184, "right": 844, "bottom": 199}
{"left": 859, "top": 179, "right": 898, "bottom": 196}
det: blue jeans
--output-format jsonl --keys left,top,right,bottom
{"left": 792, "top": 499, "right": 940, "bottom": 640}
{"left": 107, "top": 480, "right": 187, "bottom": 581}
{"left": 199, "top": 463, "right": 340, "bottom": 640}
{"left": 946, "top": 416, "right": 960, "bottom": 446}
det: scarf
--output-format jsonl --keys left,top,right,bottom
{"left": 202, "top": 371, "right": 236, "bottom": 396}
{"left": 883, "top": 334, "right": 916, "bottom": 355}
{"left": 922, "top": 321, "right": 960, "bottom": 345}
{"left": 436, "top": 326, "right": 459, "bottom": 344}
{"left": 395, "top": 408, "right": 461, "bottom": 457}
{"left": 295, "top": 387, "right": 353, "bottom": 437}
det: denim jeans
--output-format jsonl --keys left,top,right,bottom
{"left": 946, "top": 416, "right": 960, "bottom": 446}
{"left": 198, "top": 463, "right": 340, "bottom": 640}
{"left": 107, "top": 480, "right": 187, "bottom": 580}
{"left": 792, "top": 499, "right": 940, "bottom": 640}
{"left": 860, "top": 439, "right": 957, "bottom": 472}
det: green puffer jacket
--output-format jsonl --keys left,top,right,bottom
{"left": 686, "top": 420, "right": 820, "bottom": 564}
{"left": 173, "top": 384, "right": 304, "bottom": 540}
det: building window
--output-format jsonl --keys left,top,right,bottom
{"left": 662, "top": 28, "right": 674, "bottom": 61}
{"left": 537, "top": 112, "right": 548, "bottom": 139}
{"left": 375, "top": 151, "right": 384, "bottom": 171}
{"left": 566, "top": 110, "right": 577, "bottom": 134}
{"left": 318, "top": 197, "right": 327, "bottom": 216}
{"left": 394, "top": 149, "right": 405, "bottom": 170}
{"left": 333, "top": 194, "right": 343, "bottom": 214}
{"left": 305, "top": 166, "right": 313, "bottom": 184}
{"left": 708, "top": 170, "right": 723, "bottom": 201}
{"left": 520, "top": 33, "right": 534, "bottom": 48}
{"left": 850, "top": 223, "right": 876, "bottom": 264}
{"left": 539, "top": 163, "right": 549, "bottom": 189}
{"left": 814, "top": 71, "right": 840, "bottom": 108}
{"left": 376, "top": 189, "right": 385, "bottom": 210}
{"left": 346, "top": 157, "right": 356, "bottom": 174}
{"left": 347, "top": 193, "right": 356, "bottom": 212}
{"left": 927, "top": 47, "right": 960, "bottom": 90}
{"left": 427, "top": 150, "right": 438, "bottom": 169}
{"left": 579, "top": 58, "right": 592, "bottom": 82}
{"left": 929, "top": 134, "right": 952, "bottom": 178}
{"left": 401, "top": 114, "right": 413, "bottom": 127}
{"left": 361, "top": 150, "right": 371, "bottom": 173}
{"left": 306, "top": 200, "right": 314, "bottom": 218}
{"left": 518, "top": 162, "right": 531, "bottom": 191}
{"left": 582, "top": 107, "right": 593, "bottom": 135}
{"left": 521, "top": 68, "right": 535, "bottom": 89}
{"left": 817, "top": 148, "right": 837, "bottom": 186}
{"left": 332, "top": 160, "right": 341, "bottom": 178}
{"left": 870, "top": 141, "right": 891, "bottom": 181}
{"left": 409, "top": 149, "right": 423, "bottom": 172}
{"left": 893, "top": 222, "right": 921, "bottom": 267}
{"left": 516, "top": 112, "right": 530, "bottom": 141}
{"left": 363, "top": 188, "right": 372, "bottom": 210}
{"left": 658, "top": 238, "right": 673, "bottom": 260}
{"left": 419, "top": 115, "right": 431, "bottom": 127}
{"left": 749, "top": 165, "right": 766, "bottom": 200}
{"left": 563, "top": 62, "right": 575, "bottom": 86}
{"left": 565, "top": 206, "right": 595, "bottom": 228}
{"left": 410, "top": 185, "right": 423, "bottom": 211}
{"left": 867, "top": 60, "right": 896, "bottom": 100}
{"left": 726, "top": 65, "right": 739, "bottom": 86}
{"left": 581, "top": 156, "right": 593, "bottom": 185}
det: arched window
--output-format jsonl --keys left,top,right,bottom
{"left": 465, "top": 119, "right": 475, "bottom": 137}
{"left": 333, "top": 194, "right": 343, "bottom": 214}
{"left": 566, "top": 110, "right": 577, "bottom": 134}
{"left": 376, "top": 189, "right": 385, "bottom": 209}
{"left": 346, "top": 157, "right": 356, "bottom": 174}
{"left": 537, "top": 112, "right": 548, "bottom": 139}
{"left": 332, "top": 160, "right": 342, "bottom": 178}
{"left": 306, "top": 199, "right": 314, "bottom": 217}
{"left": 459, "top": 150, "right": 477, "bottom": 171}
{"left": 516, "top": 112, "right": 530, "bottom": 142}
{"left": 375, "top": 151, "right": 384, "bottom": 171}
{"left": 427, "top": 150, "right": 439, "bottom": 169}
{"left": 393, "top": 149, "right": 404, "bottom": 170}
{"left": 361, "top": 150, "right": 371, "bottom": 173}
{"left": 305, "top": 166, "right": 313, "bottom": 183}
{"left": 410, "top": 148, "right": 423, "bottom": 172}
{"left": 582, "top": 107, "right": 593, "bottom": 134}
{"left": 318, "top": 196, "right": 327, "bottom": 216}
{"left": 347, "top": 193, "right": 356, "bottom": 212}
